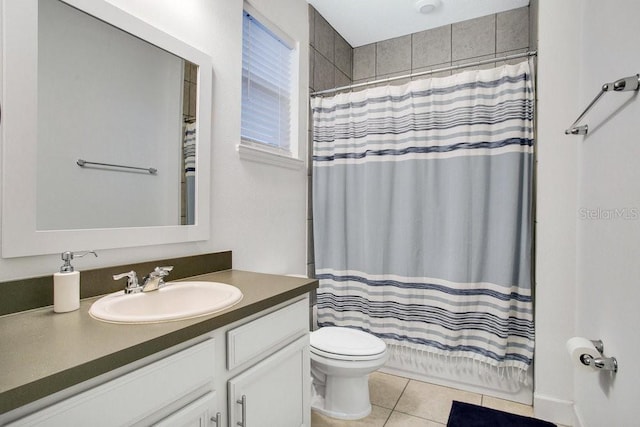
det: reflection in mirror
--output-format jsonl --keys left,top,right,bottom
{"left": 182, "top": 61, "right": 198, "bottom": 225}
{"left": 36, "top": 0, "right": 197, "bottom": 230}
{"left": 1, "top": 0, "right": 212, "bottom": 257}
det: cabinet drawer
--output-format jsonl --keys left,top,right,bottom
{"left": 227, "top": 298, "right": 308, "bottom": 370}
{"left": 153, "top": 391, "right": 218, "bottom": 427}
{"left": 10, "top": 339, "right": 215, "bottom": 427}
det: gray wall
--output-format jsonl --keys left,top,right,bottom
{"left": 307, "top": 6, "right": 532, "bottom": 278}
{"left": 309, "top": 7, "right": 353, "bottom": 93}
{"left": 353, "top": 6, "right": 530, "bottom": 84}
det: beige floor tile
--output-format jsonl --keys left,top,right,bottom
{"left": 369, "top": 371, "right": 409, "bottom": 409}
{"left": 481, "top": 395, "right": 534, "bottom": 417}
{"left": 385, "top": 411, "right": 445, "bottom": 427}
{"left": 394, "top": 380, "right": 482, "bottom": 424}
{"left": 311, "top": 404, "right": 391, "bottom": 427}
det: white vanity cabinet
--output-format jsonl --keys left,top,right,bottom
{"left": 226, "top": 299, "right": 310, "bottom": 427}
{"left": 5, "top": 296, "right": 312, "bottom": 427}
{"left": 7, "top": 339, "right": 218, "bottom": 427}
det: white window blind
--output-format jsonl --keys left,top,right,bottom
{"left": 241, "top": 11, "right": 293, "bottom": 154}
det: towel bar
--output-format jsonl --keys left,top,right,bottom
{"left": 565, "top": 74, "right": 640, "bottom": 135}
{"left": 77, "top": 159, "right": 157, "bottom": 174}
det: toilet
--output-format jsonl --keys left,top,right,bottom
{"left": 310, "top": 326, "right": 388, "bottom": 420}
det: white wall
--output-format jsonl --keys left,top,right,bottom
{"left": 536, "top": 1, "right": 640, "bottom": 425}
{"left": 534, "top": 0, "right": 581, "bottom": 423}
{"left": 0, "top": 0, "right": 309, "bottom": 279}
{"left": 573, "top": 1, "right": 640, "bottom": 425}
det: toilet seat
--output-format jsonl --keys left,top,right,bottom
{"left": 310, "top": 326, "right": 386, "bottom": 361}
{"left": 311, "top": 346, "right": 385, "bottom": 361}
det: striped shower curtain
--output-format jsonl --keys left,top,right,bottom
{"left": 311, "top": 61, "right": 534, "bottom": 383}
{"left": 183, "top": 122, "right": 196, "bottom": 225}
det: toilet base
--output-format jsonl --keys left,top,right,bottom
{"left": 311, "top": 395, "right": 372, "bottom": 421}
{"left": 311, "top": 372, "right": 373, "bottom": 420}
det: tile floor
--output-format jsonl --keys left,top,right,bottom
{"left": 311, "top": 371, "right": 569, "bottom": 427}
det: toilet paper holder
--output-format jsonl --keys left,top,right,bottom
{"left": 579, "top": 339, "right": 618, "bottom": 373}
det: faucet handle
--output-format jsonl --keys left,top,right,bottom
{"left": 151, "top": 266, "right": 174, "bottom": 277}
{"left": 113, "top": 270, "right": 140, "bottom": 294}
{"left": 141, "top": 266, "right": 174, "bottom": 292}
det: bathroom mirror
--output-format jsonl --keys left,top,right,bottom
{"left": 1, "top": 0, "right": 212, "bottom": 257}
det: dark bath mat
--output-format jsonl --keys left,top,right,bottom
{"left": 447, "top": 400, "right": 557, "bottom": 427}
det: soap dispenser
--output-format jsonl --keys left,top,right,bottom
{"left": 54, "top": 251, "right": 97, "bottom": 313}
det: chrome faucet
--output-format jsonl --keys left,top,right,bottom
{"left": 141, "top": 266, "right": 174, "bottom": 292}
{"left": 113, "top": 266, "right": 174, "bottom": 294}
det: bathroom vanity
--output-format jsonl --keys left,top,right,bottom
{"left": 0, "top": 270, "right": 317, "bottom": 426}
{"left": 0, "top": 0, "right": 314, "bottom": 423}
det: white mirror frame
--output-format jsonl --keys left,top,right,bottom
{"left": 1, "top": 0, "right": 212, "bottom": 257}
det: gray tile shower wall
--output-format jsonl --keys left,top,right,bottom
{"left": 307, "top": 5, "right": 531, "bottom": 278}
{"left": 452, "top": 15, "right": 496, "bottom": 60}
{"left": 308, "top": 5, "right": 354, "bottom": 279}
{"left": 309, "top": 7, "right": 353, "bottom": 93}
{"left": 412, "top": 25, "right": 452, "bottom": 70}
{"left": 352, "top": 6, "right": 530, "bottom": 84}
{"left": 496, "top": 8, "right": 530, "bottom": 52}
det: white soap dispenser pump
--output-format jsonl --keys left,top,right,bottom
{"left": 53, "top": 251, "right": 97, "bottom": 313}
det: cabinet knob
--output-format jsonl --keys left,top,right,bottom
{"left": 236, "top": 394, "right": 247, "bottom": 427}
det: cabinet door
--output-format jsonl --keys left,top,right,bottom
{"left": 228, "top": 335, "right": 310, "bottom": 427}
{"left": 154, "top": 391, "right": 219, "bottom": 427}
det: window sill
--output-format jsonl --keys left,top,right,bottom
{"left": 237, "top": 143, "right": 304, "bottom": 170}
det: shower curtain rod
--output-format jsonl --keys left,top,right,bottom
{"left": 310, "top": 50, "right": 537, "bottom": 97}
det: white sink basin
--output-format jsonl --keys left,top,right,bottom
{"left": 89, "top": 281, "right": 243, "bottom": 324}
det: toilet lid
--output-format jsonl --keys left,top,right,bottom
{"left": 310, "top": 326, "right": 386, "bottom": 358}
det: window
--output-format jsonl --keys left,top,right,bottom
{"left": 241, "top": 8, "right": 294, "bottom": 157}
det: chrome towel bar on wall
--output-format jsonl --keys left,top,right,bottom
{"left": 565, "top": 74, "right": 640, "bottom": 135}
{"left": 77, "top": 159, "right": 158, "bottom": 174}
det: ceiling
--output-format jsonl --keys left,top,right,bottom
{"left": 307, "top": 0, "right": 530, "bottom": 47}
